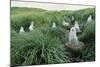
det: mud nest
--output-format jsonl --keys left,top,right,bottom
{"left": 65, "top": 41, "right": 85, "bottom": 51}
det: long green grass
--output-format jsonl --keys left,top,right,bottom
{"left": 11, "top": 7, "right": 95, "bottom": 66}
{"left": 11, "top": 29, "right": 71, "bottom": 66}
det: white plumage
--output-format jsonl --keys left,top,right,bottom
{"left": 62, "top": 20, "right": 69, "bottom": 26}
{"left": 52, "top": 22, "right": 56, "bottom": 28}
{"left": 20, "top": 26, "right": 25, "bottom": 33}
{"left": 69, "top": 27, "right": 78, "bottom": 45}
{"left": 71, "top": 16, "right": 75, "bottom": 21}
{"left": 29, "top": 21, "right": 34, "bottom": 31}
{"left": 87, "top": 15, "right": 92, "bottom": 22}
{"left": 74, "top": 21, "right": 80, "bottom": 32}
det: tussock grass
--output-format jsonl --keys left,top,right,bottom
{"left": 11, "top": 29, "right": 71, "bottom": 66}
{"left": 11, "top": 7, "right": 95, "bottom": 66}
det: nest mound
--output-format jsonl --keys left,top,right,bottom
{"left": 65, "top": 41, "right": 85, "bottom": 51}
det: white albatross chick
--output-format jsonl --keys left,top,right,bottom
{"left": 71, "top": 16, "right": 75, "bottom": 21}
{"left": 63, "top": 20, "right": 69, "bottom": 26}
{"left": 87, "top": 15, "right": 92, "bottom": 22}
{"left": 74, "top": 21, "right": 80, "bottom": 32}
{"left": 69, "top": 27, "right": 78, "bottom": 46}
{"left": 29, "top": 21, "right": 34, "bottom": 31}
{"left": 19, "top": 26, "right": 25, "bottom": 33}
{"left": 52, "top": 22, "right": 56, "bottom": 28}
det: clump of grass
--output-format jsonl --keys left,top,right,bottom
{"left": 78, "top": 20, "right": 95, "bottom": 62}
{"left": 39, "top": 26, "right": 68, "bottom": 44}
{"left": 81, "top": 40, "right": 95, "bottom": 61}
{"left": 11, "top": 29, "right": 71, "bottom": 66}
{"left": 48, "top": 27, "right": 68, "bottom": 44}
{"left": 79, "top": 20, "right": 95, "bottom": 42}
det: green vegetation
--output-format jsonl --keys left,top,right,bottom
{"left": 11, "top": 7, "right": 95, "bottom": 66}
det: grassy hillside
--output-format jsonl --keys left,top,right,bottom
{"left": 11, "top": 7, "right": 95, "bottom": 66}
